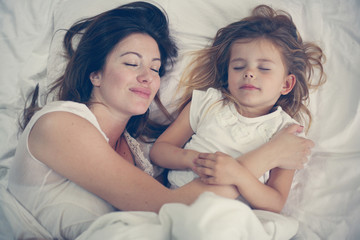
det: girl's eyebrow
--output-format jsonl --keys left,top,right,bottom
{"left": 257, "top": 59, "right": 275, "bottom": 63}
{"left": 230, "top": 58, "right": 246, "bottom": 63}
{"left": 120, "top": 51, "right": 161, "bottom": 62}
{"left": 230, "top": 58, "right": 275, "bottom": 64}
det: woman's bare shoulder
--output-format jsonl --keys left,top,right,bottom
{"left": 28, "top": 111, "right": 109, "bottom": 166}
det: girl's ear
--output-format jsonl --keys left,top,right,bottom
{"left": 90, "top": 71, "right": 102, "bottom": 86}
{"left": 281, "top": 74, "right": 296, "bottom": 95}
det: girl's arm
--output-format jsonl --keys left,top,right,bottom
{"left": 150, "top": 102, "right": 199, "bottom": 170}
{"left": 194, "top": 152, "right": 295, "bottom": 213}
{"left": 236, "top": 124, "right": 312, "bottom": 178}
{"left": 193, "top": 125, "right": 312, "bottom": 212}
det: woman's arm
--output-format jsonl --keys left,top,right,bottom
{"left": 29, "top": 111, "right": 237, "bottom": 212}
{"left": 150, "top": 102, "right": 199, "bottom": 170}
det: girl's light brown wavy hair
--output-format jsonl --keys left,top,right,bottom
{"left": 176, "top": 4, "right": 326, "bottom": 130}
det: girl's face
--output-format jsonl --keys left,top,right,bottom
{"left": 227, "top": 38, "right": 295, "bottom": 117}
{"left": 90, "top": 33, "right": 161, "bottom": 118}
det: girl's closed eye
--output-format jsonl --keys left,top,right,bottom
{"left": 258, "top": 64, "right": 272, "bottom": 71}
{"left": 259, "top": 67, "right": 271, "bottom": 71}
{"left": 233, "top": 66, "right": 245, "bottom": 71}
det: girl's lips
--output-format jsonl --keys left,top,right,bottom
{"left": 240, "top": 84, "right": 259, "bottom": 90}
{"left": 130, "top": 87, "right": 151, "bottom": 99}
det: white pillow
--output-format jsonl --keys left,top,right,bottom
{"left": 47, "top": 0, "right": 309, "bottom": 121}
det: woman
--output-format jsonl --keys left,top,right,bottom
{"left": 7, "top": 1, "right": 313, "bottom": 239}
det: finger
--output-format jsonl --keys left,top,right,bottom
{"left": 198, "top": 152, "right": 216, "bottom": 160}
{"left": 193, "top": 165, "right": 214, "bottom": 177}
{"left": 296, "top": 157, "right": 308, "bottom": 169}
{"left": 196, "top": 171, "right": 207, "bottom": 179}
{"left": 285, "top": 123, "right": 304, "bottom": 134}
{"left": 307, "top": 139, "right": 315, "bottom": 148}
{"left": 193, "top": 158, "right": 215, "bottom": 168}
{"left": 200, "top": 176, "right": 217, "bottom": 185}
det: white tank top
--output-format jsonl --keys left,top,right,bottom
{"left": 8, "top": 101, "right": 114, "bottom": 239}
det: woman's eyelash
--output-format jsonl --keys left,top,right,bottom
{"left": 125, "top": 63, "right": 138, "bottom": 67}
{"left": 125, "top": 63, "right": 160, "bottom": 73}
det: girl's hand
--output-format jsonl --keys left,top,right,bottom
{"left": 268, "top": 124, "right": 314, "bottom": 170}
{"left": 193, "top": 152, "right": 243, "bottom": 185}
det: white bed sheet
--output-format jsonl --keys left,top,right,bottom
{"left": 0, "top": 0, "right": 359, "bottom": 239}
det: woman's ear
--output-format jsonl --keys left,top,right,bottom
{"left": 90, "top": 71, "right": 102, "bottom": 86}
{"left": 281, "top": 74, "right": 296, "bottom": 95}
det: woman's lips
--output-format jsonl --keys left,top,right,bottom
{"left": 130, "top": 87, "right": 151, "bottom": 99}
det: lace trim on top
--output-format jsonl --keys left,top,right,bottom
{"left": 123, "top": 131, "right": 158, "bottom": 177}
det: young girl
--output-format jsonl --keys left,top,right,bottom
{"left": 150, "top": 4, "right": 326, "bottom": 213}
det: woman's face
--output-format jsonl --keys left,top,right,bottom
{"left": 90, "top": 33, "right": 161, "bottom": 118}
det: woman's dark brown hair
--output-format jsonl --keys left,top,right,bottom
{"left": 21, "top": 1, "right": 178, "bottom": 141}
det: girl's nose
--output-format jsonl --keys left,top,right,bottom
{"left": 244, "top": 72, "right": 255, "bottom": 79}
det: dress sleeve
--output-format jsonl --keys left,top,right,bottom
{"left": 189, "top": 88, "right": 223, "bottom": 132}
{"left": 279, "top": 110, "right": 306, "bottom": 138}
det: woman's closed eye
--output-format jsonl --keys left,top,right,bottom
{"left": 151, "top": 67, "right": 160, "bottom": 73}
{"left": 124, "top": 63, "right": 138, "bottom": 67}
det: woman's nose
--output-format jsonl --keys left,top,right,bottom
{"left": 137, "top": 68, "right": 153, "bottom": 83}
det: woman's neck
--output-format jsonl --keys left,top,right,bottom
{"left": 89, "top": 103, "right": 130, "bottom": 148}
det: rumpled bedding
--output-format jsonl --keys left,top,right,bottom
{"left": 77, "top": 192, "right": 298, "bottom": 240}
{"left": 0, "top": 0, "right": 359, "bottom": 239}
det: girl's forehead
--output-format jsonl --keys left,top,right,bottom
{"left": 229, "top": 38, "right": 286, "bottom": 65}
{"left": 231, "top": 38, "right": 280, "bottom": 55}
{"left": 232, "top": 38, "right": 276, "bottom": 48}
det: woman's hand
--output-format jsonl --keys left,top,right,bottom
{"left": 267, "top": 124, "right": 314, "bottom": 170}
{"left": 193, "top": 152, "right": 243, "bottom": 185}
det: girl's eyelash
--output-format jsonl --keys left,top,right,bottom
{"left": 234, "top": 67, "right": 245, "bottom": 70}
{"left": 233, "top": 67, "right": 270, "bottom": 71}
{"left": 151, "top": 68, "right": 159, "bottom": 73}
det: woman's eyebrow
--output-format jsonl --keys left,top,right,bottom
{"left": 120, "top": 51, "right": 161, "bottom": 62}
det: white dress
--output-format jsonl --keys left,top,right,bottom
{"left": 168, "top": 88, "right": 301, "bottom": 189}
{"left": 7, "top": 101, "right": 159, "bottom": 239}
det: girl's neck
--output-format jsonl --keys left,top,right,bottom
{"left": 235, "top": 104, "right": 272, "bottom": 118}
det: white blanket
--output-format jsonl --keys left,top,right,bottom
{"left": 77, "top": 192, "right": 298, "bottom": 240}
